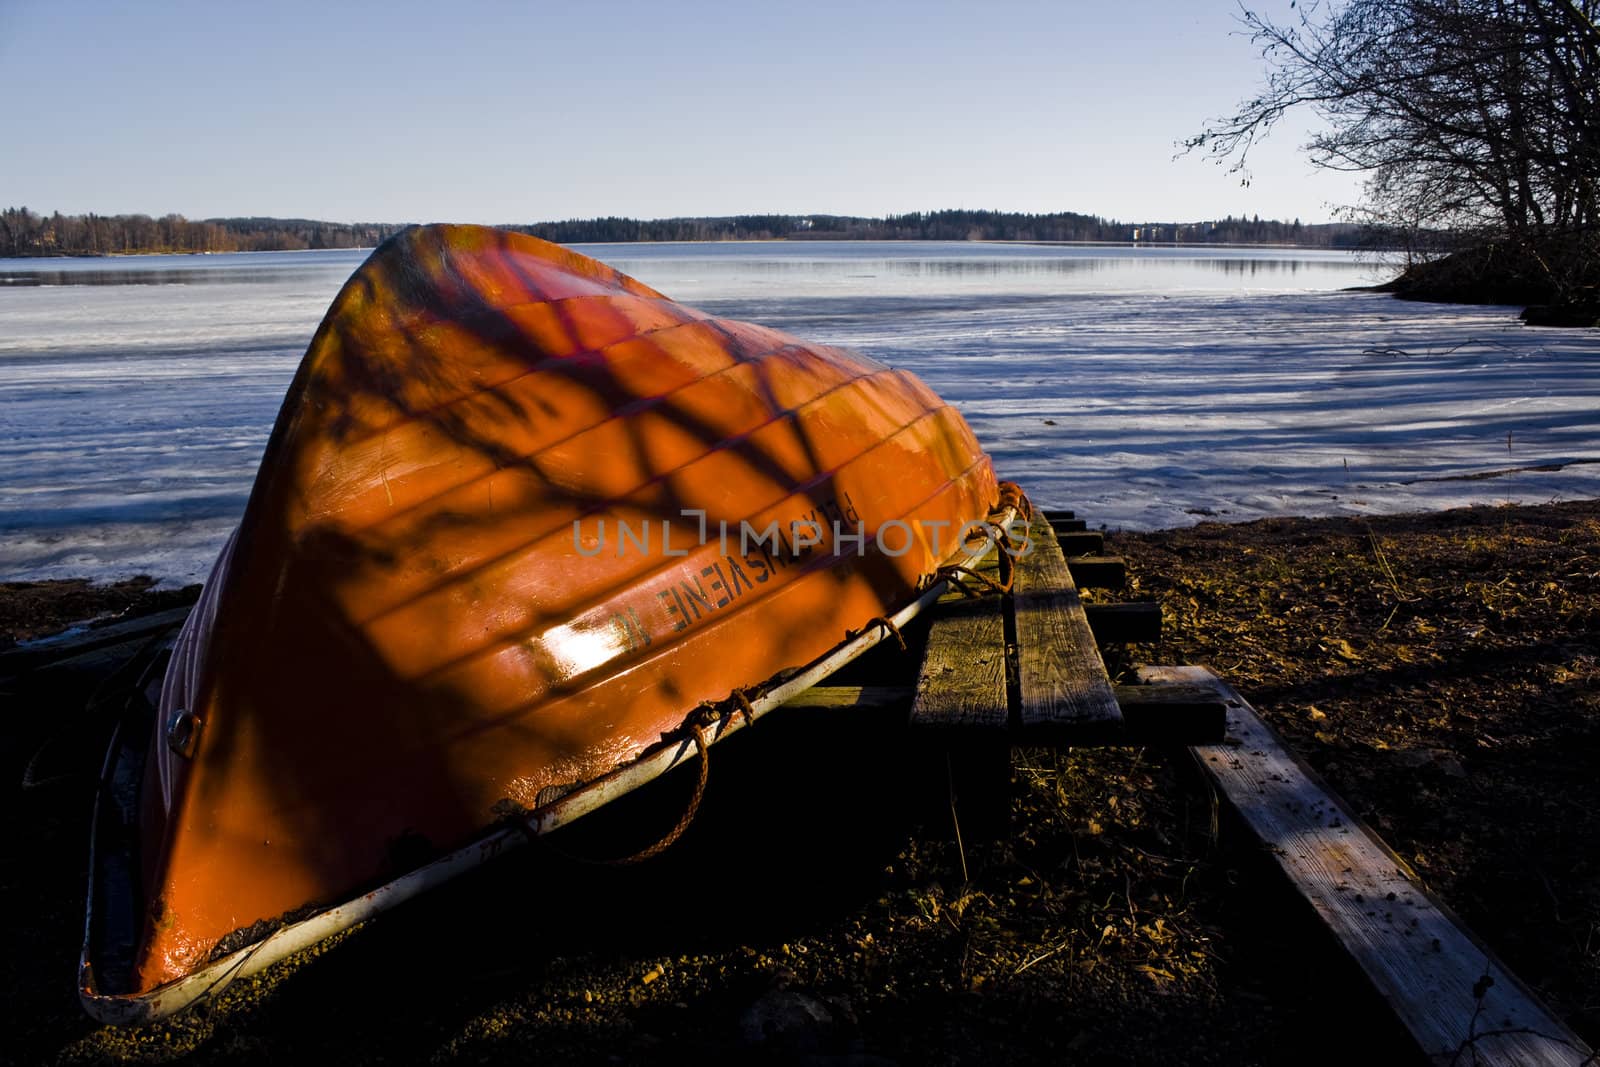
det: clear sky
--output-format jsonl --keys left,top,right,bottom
{"left": 0, "top": 0, "right": 1363, "bottom": 225}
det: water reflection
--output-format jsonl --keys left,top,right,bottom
{"left": 0, "top": 248, "right": 367, "bottom": 287}
{"left": 591, "top": 244, "right": 1382, "bottom": 296}
{"left": 0, "top": 243, "right": 1377, "bottom": 292}
{"left": 612, "top": 256, "right": 1363, "bottom": 277}
{"left": 1, "top": 267, "right": 319, "bottom": 286}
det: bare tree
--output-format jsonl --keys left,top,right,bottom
{"left": 1189, "top": 0, "right": 1600, "bottom": 297}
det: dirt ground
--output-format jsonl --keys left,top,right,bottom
{"left": 0, "top": 577, "right": 199, "bottom": 648}
{"left": 1112, "top": 498, "right": 1600, "bottom": 1047}
{"left": 2, "top": 498, "right": 1596, "bottom": 1065}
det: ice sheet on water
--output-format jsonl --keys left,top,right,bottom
{"left": 0, "top": 244, "right": 1595, "bottom": 587}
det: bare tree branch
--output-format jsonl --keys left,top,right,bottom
{"left": 1186, "top": 0, "right": 1600, "bottom": 262}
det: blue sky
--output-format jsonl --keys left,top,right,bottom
{"left": 0, "top": 0, "right": 1362, "bottom": 224}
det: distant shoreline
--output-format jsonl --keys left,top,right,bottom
{"left": 2, "top": 236, "right": 1384, "bottom": 261}
{"left": 0, "top": 246, "right": 377, "bottom": 261}
{"left": 1, "top": 207, "right": 1365, "bottom": 259}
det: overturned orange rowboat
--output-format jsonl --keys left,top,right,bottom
{"left": 80, "top": 224, "right": 1014, "bottom": 1022}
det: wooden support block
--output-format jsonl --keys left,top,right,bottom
{"left": 1056, "top": 531, "right": 1104, "bottom": 556}
{"left": 1049, "top": 517, "right": 1087, "bottom": 533}
{"left": 1040, "top": 509, "right": 1075, "bottom": 522}
{"left": 1111, "top": 680, "right": 1225, "bottom": 742}
{"left": 1158, "top": 665, "right": 1593, "bottom": 1066}
{"left": 910, "top": 552, "right": 1008, "bottom": 729}
{"left": 1066, "top": 555, "right": 1125, "bottom": 589}
{"left": 1013, "top": 517, "right": 1122, "bottom": 737}
{"left": 1083, "top": 602, "right": 1161, "bottom": 643}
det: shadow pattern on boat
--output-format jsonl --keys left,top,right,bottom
{"left": 124, "top": 225, "right": 995, "bottom": 995}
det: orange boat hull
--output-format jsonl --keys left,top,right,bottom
{"left": 120, "top": 225, "right": 997, "bottom": 993}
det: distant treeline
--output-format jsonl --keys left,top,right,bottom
{"left": 0, "top": 208, "right": 407, "bottom": 257}
{"left": 1, "top": 205, "right": 1365, "bottom": 258}
{"left": 517, "top": 210, "right": 1363, "bottom": 247}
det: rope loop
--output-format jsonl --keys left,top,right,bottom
{"left": 936, "top": 562, "right": 1014, "bottom": 598}
{"left": 997, "top": 480, "right": 1034, "bottom": 521}
{"left": 610, "top": 717, "right": 712, "bottom": 866}
{"left": 730, "top": 687, "right": 758, "bottom": 725}
{"left": 854, "top": 615, "right": 907, "bottom": 651}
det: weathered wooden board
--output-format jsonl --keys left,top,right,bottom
{"left": 0, "top": 606, "right": 192, "bottom": 678}
{"left": 910, "top": 551, "right": 1009, "bottom": 729}
{"left": 1163, "top": 665, "right": 1593, "bottom": 1066}
{"left": 1083, "top": 601, "right": 1161, "bottom": 643}
{"left": 781, "top": 685, "right": 913, "bottom": 710}
{"left": 1013, "top": 517, "right": 1121, "bottom": 736}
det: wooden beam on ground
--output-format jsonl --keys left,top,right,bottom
{"left": 910, "top": 551, "right": 1008, "bottom": 730}
{"left": 0, "top": 606, "right": 192, "bottom": 678}
{"left": 1158, "top": 665, "right": 1593, "bottom": 1066}
{"left": 1040, "top": 509, "right": 1075, "bottom": 522}
{"left": 1083, "top": 602, "right": 1161, "bottom": 643}
{"left": 1013, "top": 517, "right": 1122, "bottom": 739}
{"left": 1111, "top": 680, "right": 1225, "bottom": 743}
{"left": 1056, "top": 531, "right": 1104, "bottom": 556}
{"left": 1066, "top": 555, "right": 1125, "bottom": 589}
{"left": 1049, "top": 517, "right": 1088, "bottom": 533}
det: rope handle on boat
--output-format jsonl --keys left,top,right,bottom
{"left": 609, "top": 711, "right": 714, "bottom": 866}
{"left": 522, "top": 687, "right": 764, "bottom": 866}
{"left": 609, "top": 683, "right": 773, "bottom": 863}
{"left": 932, "top": 481, "right": 1036, "bottom": 598}
{"left": 936, "top": 563, "right": 1013, "bottom": 598}
{"left": 997, "top": 480, "right": 1033, "bottom": 522}
{"left": 730, "top": 686, "right": 759, "bottom": 725}
{"left": 851, "top": 615, "right": 907, "bottom": 651}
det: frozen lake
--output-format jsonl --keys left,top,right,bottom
{"left": 1, "top": 240, "right": 1595, "bottom": 585}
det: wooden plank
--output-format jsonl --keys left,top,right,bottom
{"left": 0, "top": 606, "right": 192, "bottom": 678}
{"left": 1040, "top": 508, "right": 1075, "bottom": 522}
{"left": 1160, "top": 665, "right": 1592, "bottom": 1066}
{"left": 1056, "top": 531, "right": 1104, "bottom": 556}
{"left": 910, "top": 552, "right": 1008, "bottom": 729}
{"left": 781, "top": 685, "right": 913, "bottom": 710}
{"left": 1049, "top": 517, "right": 1088, "bottom": 533}
{"left": 1013, "top": 517, "right": 1122, "bottom": 736}
{"left": 1084, "top": 601, "right": 1161, "bottom": 642}
{"left": 1111, "top": 680, "right": 1225, "bottom": 743}
{"left": 1066, "top": 554, "right": 1125, "bottom": 589}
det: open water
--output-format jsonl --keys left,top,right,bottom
{"left": 6, "top": 241, "right": 1592, "bottom": 584}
